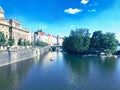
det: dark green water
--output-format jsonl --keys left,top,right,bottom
{"left": 0, "top": 52, "right": 120, "bottom": 90}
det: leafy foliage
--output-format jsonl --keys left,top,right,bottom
{"left": 63, "top": 28, "right": 90, "bottom": 54}
{"left": 90, "top": 31, "right": 103, "bottom": 50}
{"left": 90, "top": 31, "right": 118, "bottom": 54}
{"left": 8, "top": 36, "right": 14, "bottom": 46}
{"left": 26, "top": 41, "right": 31, "bottom": 46}
{"left": 18, "top": 38, "right": 24, "bottom": 46}
{"left": 34, "top": 40, "right": 48, "bottom": 47}
{"left": 0, "top": 32, "right": 6, "bottom": 46}
{"left": 18, "top": 38, "right": 30, "bottom": 46}
{"left": 63, "top": 29, "right": 118, "bottom": 55}
{"left": 101, "top": 33, "right": 118, "bottom": 54}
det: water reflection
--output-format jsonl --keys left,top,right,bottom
{"left": 100, "top": 57, "right": 117, "bottom": 71}
{"left": 63, "top": 55, "right": 92, "bottom": 89}
{"left": 0, "top": 58, "right": 34, "bottom": 90}
{"left": 0, "top": 52, "right": 120, "bottom": 90}
{"left": 63, "top": 54, "right": 118, "bottom": 90}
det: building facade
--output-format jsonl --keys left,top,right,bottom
{"left": 34, "top": 30, "right": 63, "bottom": 46}
{"left": 9, "top": 19, "right": 31, "bottom": 45}
{"left": 0, "top": 6, "right": 63, "bottom": 46}
{"left": 0, "top": 7, "right": 31, "bottom": 46}
{"left": 34, "top": 30, "right": 48, "bottom": 43}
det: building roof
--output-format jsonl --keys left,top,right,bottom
{"left": 37, "top": 31, "right": 46, "bottom": 35}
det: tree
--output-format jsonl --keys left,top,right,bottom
{"left": 90, "top": 31, "right": 118, "bottom": 54}
{"left": 63, "top": 28, "right": 90, "bottom": 54}
{"left": 0, "top": 32, "right": 6, "bottom": 46}
{"left": 101, "top": 33, "right": 118, "bottom": 54}
{"left": 34, "top": 40, "right": 48, "bottom": 47}
{"left": 18, "top": 38, "right": 24, "bottom": 46}
{"left": 90, "top": 30, "right": 103, "bottom": 50}
{"left": 23, "top": 39, "right": 27, "bottom": 46}
{"left": 18, "top": 38, "right": 31, "bottom": 46}
{"left": 8, "top": 36, "right": 14, "bottom": 46}
{"left": 26, "top": 41, "right": 31, "bottom": 46}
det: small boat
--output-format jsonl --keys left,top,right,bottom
{"left": 50, "top": 59, "right": 54, "bottom": 61}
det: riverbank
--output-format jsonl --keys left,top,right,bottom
{"left": 0, "top": 46, "right": 50, "bottom": 67}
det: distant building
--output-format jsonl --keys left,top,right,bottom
{"left": 34, "top": 30, "right": 47, "bottom": 43}
{"left": 34, "top": 30, "right": 64, "bottom": 46}
{"left": 30, "top": 31, "right": 34, "bottom": 44}
{"left": 47, "top": 34, "right": 57, "bottom": 46}
{"left": 56, "top": 35, "right": 64, "bottom": 46}
{"left": 58, "top": 37, "right": 64, "bottom": 46}
{"left": 0, "top": 7, "right": 31, "bottom": 46}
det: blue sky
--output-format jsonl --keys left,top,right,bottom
{"left": 0, "top": 0, "right": 120, "bottom": 39}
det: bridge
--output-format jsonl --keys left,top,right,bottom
{"left": 50, "top": 45, "right": 63, "bottom": 51}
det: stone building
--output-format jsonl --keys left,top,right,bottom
{"left": 0, "top": 7, "right": 31, "bottom": 46}
{"left": 0, "top": 7, "right": 10, "bottom": 40}
{"left": 9, "top": 19, "right": 31, "bottom": 45}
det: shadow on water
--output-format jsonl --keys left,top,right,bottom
{"left": 62, "top": 53, "right": 118, "bottom": 90}
{"left": 0, "top": 57, "right": 39, "bottom": 90}
{"left": 63, "top": 54, "right": 117, "bottom": 73}
{"left": 63, "top": 54, "right": 90, "bottom": 75}
{"left": 99, "top": 57, "right": 117, "bottom": 71}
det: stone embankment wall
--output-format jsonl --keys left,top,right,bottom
{"left": 0, "top": 46, "right": 50, "bottom": 67}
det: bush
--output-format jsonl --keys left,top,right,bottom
{"left": 34, "top": 40, "right": 48, "bottom": 47}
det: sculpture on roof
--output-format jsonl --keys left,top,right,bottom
{"left": 0, "top": 7, "right": 4, "bottom": 13}
{"left": 0, "top": 6, "right": 4, "bottom": 19}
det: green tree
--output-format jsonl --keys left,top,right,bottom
{"left": 63, "top": 28, "right": 90, "bottom": 54}
{"left": 90, "top": 31, "right": 118, "bottom": 54}
{"left": 31, "top": 42, "right": 34, "bottom": 46}
{"left": 90, "top": 30, "right": 103, "bottom": 50}
{"left": 101, "top": 33, "right": 118, "bottom": 54}
{"left": 23, "top": 39, "right": 27, "bottom": 46}
{"left": 0, "top": 32, "right": 6, "bottom": 46}
{"left": 18, "top": 38, "right": 24, "bottom": 46}
{"left": 26, "top": 41, "right": 31, "bottom": 46}
{"left": 8, "top": 36, "right": 14, "bottom": 46}
{"left": 34, "top": 40, "right": 48, "bottom": 47}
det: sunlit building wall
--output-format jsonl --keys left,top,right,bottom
{"left": 0, "top": 7, "right": 31, "bottom": 46}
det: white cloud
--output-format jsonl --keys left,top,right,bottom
{"left": 89, "top": 3, "right": 98, "bottom": 6}
{"left": 64, "top": 8, "right": 82, "bottom": 14}
{"left": 88, "top": 9, "right": 96, "bottom": 12}
{"left": 81, "top": 0, "right": 89, "bottom": 4}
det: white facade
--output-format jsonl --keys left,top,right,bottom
{"left": 58, "top": 38, "right": 64, "bottom": 46}
{"left": 34, "top": 31, "right": 63, "bottom": 46}
{"left": 48, "top": 35, "right": 57, "bottom": 46}
{"left": 30, "top": 32, "right": 34, "bottom": 43}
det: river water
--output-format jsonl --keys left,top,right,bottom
{"left": 0, "top": 52, "right": 120, "bottom": 90}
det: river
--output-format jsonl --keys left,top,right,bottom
{"left": 0, "top": 51, "right": 120, "bottom": 90}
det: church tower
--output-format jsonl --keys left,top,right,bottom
{"left": 0, "top": 7, "right": 4, "bottom": 20}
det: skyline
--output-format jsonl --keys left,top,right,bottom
{"left": 0, "top": 0, "right": 120, "bottom": 40}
